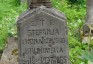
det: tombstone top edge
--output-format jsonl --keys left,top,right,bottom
{"left": 17, "top": 6, "right": 66, "bottom": 24}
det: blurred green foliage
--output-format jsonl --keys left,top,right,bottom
{"left": 0, "top": 0, "right": 90, "bottom": 64}
{"left": 67, "top": 0, "right": 86, "bottom": 6}
{"left": 52, "top": 0, "right": 88, "bottom": 64}
{"left": 0, "top": 0, "right": 26, "bottom": 50}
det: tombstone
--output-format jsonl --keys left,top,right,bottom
{"left": 82, "top": 0, "right": 93, "bottom": 43}
{"left": 17, "top": 0, "right": 69, "bottom": 64}
{"left": 86, "top": 0, "right": 93, "bottom": 24}
{"left": 86, "top": 0, "right": 93, "bottom": 33}
{"left": 1, "top": 37, "right": 18, "bottom": 62}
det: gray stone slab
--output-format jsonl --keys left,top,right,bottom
{"left": 1, "top": 37, "right": 18, "bottom": 62}
{"left": 27, "top": 0, "right": 52, "bottom": 9}
{"left": 17, "top": 6, "right": 69, "bottom": 64}
{"left": 86, "top": 0, "right": 93, "bottom": 25}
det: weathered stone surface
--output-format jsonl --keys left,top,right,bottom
{"left": 1, "top": 37, "right": 18, "bottom": 62}
{"left": 86, "top": 0, "right": 93, "bottom": 24}
{"left": 82, "top": 0, "right": 93, "bottom": 43}
{"left": 0, "top": 61, "right": 18, "bottom": 64}
{"left": 17, "top": 6, "right": 69, "bottom": 64}
{"left": 27, "top": 0, "right": 52, "bottom": 9}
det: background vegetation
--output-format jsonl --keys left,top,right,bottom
{"left": 0, "top": 0, "right": 91, "bottom": 64}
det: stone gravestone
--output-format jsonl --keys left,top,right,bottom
{"left": 82, "top": 0, "right": 93, "bottom": 43}
{"left": 17, "top": 0, "right": 69, "bottom": 64}
{"left": 0, "top": 37, "right": 18, "bottom": 64}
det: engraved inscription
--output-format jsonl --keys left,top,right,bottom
{"left": 18, "top": 8, "right": 68, "bottom": 64}
{"left": 21, "top": 18, "right": 67, "bottom": 64}
{"left": 30, "top": 18, "right": 54, "bottom": 26}
{"left": 50, "top": 20, "right": 54, "bottom": 25}
{"left": 31, "top": 20, "right": 36, "bottom": 26}
{"left": 40, "top": 18, "right": 44, "bottom": 26}
{"left": 22, "top": 56, "right": 67, "bottom": 64}
{"left": 27, "top": 29, "right": 59, "bottom": 36}
{"left": 24, "top": 37, "right": 65, "bottom": 45}
{"left": 23, "top": 47, "right": 63, "bottom": 55}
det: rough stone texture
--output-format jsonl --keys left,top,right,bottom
{"left": 27, "top": 0, "right": 52, "bottom": 9}
{"left": 0, "top": 61, "right": 18, "bottom": 64}
{"left": 17, "top": 6, "right": 69, "bottom": 64}
{"left": 82, "top": 0, "right": 93, "bottom": 43}
{"left": 86, "top": 0, "right": 93, "bottom": 25}
{"left": 1, "top": 37, "right": 18, "bottom": 62}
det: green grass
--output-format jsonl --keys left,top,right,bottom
{"left": 0, "top": 0, "right": 26, "bottom": 50}
{"left": 0, "top": 0, "right": 89, "bottom": 64}
{"left": 52, "top": 0, "right": 88, "bottom": 63}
